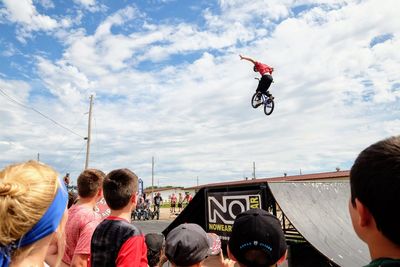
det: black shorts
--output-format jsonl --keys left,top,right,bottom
{"left": 171, "top": 203, "right": 176, "bottom": 208}
{"left": 256, "top": 74, "right": 273, "bottom": 94}
{"left": 178, "top": 203, "right": 183, "bottom": 208}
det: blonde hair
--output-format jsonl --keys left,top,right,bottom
{"left": 0, "top": 160, "right": 63, "bottom": 260}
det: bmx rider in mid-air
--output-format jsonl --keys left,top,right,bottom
{"left": 240, "top": 54, "right": 274, "bottom": 106}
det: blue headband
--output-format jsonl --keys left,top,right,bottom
{"left": 0, "top": 182, "right": 68, "bottom": 267}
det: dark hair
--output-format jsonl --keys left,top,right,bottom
{"left": 147, "top": 249, "right": 162, "bottom": 267}
{"left": 350, "top": 135, "right": 400, "bottom": 245}
{"left": 68, "top": 191, "right": 78, "bottom": 209}
{"left": 77, "top": 169, "right": 105, "bottom": 198}
{"left": 103, "top": 168, "right": 138, "bottom": 210}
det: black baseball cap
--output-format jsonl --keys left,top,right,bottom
{"left": 228, "top": 209, "right": 287, "bottom": 267}
{"left": 165, "top": 223, "right": 212, "bottom": 266}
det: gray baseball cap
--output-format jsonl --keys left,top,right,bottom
{"left": 165, "top": 223, "right": 212, "bottom": 266}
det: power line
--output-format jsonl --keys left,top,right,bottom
{"left": 0, "top": 88, "right": 85, "bottom": 139}
{"left": 60, "top": 143, "right": 86, "bottom": 174}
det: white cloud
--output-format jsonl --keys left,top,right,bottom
{"left": 2, "top": 0, "right": 399, "bottom": 187}
{"left": 35, "top": 0, "right": 55, "bottom": 9}
{"left": 36, "top": 57, "right": 94, "bottom": 105}
{"left": 2, "top": 0, "right": 58, "bottom": 30}
{"left": 1, "top": 0, "right": 59, "bottom": 42}
{"left": 73, "top": 0, "right": 106, "bottom": 12}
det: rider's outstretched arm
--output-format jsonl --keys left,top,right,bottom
{"left": 239, "top": 54, "right": 256, "bottom": 64}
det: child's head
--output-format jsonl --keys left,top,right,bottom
{"left": 103, "top": 168, "right": 138, "bottom": 210}
{"left": 165, "top": 223, "right": 212, "bottom": 266}
{"left": 349, "top": 136, "right": 400, "bottom": 245}
{"left": 0, "top": 161, "right": 68, "bottom": 265}
{"left": 77, "top": 168, "right": 105, "bottom": 199}
{"left": 145, "top": 233, "right": 165, "bottom": 267}
{"left": 228, "top": 209, "right": 287, "bottom": 267}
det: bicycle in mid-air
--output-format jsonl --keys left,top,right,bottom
{"left": 251, "top": 91, "right": 275, "bottom": 116}
{"left": 251, "top": 78, "right": 275, "bottom": 116}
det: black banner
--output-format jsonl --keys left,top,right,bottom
{"left": 206, "top": 190, "right": 263, "bottom": 241}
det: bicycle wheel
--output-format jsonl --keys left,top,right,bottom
{"left": 264, "top": 98, "right": 275, "bottom": 115}
{"left": 251, "top": 93, "right": 261, "bottom": 108}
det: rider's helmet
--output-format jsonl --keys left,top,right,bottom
{"left": 253, "top": 65, "right": 258, "bottom": 72}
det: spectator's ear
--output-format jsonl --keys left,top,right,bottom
{"left": 355, "top": 198, "right": 374, "bottom": 227}
{"left": 96, "top": 188, "right": 103, "bottom": 199}
{"left": 131, "top": 192, "right": 137, "bottom": 206}
{"left": 277, "top": 250, "right": 287, "bottom": 264}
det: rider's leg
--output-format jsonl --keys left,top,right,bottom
{"left": 262, "top": 75, "right": 274, "bottom": 99}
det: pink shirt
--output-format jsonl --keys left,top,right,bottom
{"left": 254, "top": 61, "right": 273, "bottom": 75}
{"left": 171, "top": 195, "right": 177, "bottom": 204}
{"left": 62, "top": 205, "right": 101, "bottom": 265}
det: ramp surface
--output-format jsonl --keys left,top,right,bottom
{"left": 268, "top": 182, "right": 369, "bottom": 267}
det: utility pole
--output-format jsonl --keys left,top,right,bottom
{"left": 151, "top": 156, "right": 154, "bottom": 199}
{"left": 252, "top": 161, "right": 256, "bottom": 179}
{"left": 197, "top": 176, "right": 199, "bottom": 186}
{"left": 84, "top": 95, "right": 93, "bottom": 169}
{"left": 37, "top": 153, "right": 40, "bottom": 162}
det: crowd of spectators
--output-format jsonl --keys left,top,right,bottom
{"left": 0, "top": 135, "right": 399, "bottom": 266}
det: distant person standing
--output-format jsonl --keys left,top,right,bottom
{"left": 153, "top": 192, "right": 162, "bottom": 212}
{"left": 62, "top": 169, "right": 105, "bottom": 267}
{"left": 184, "top": 192, "right": 193, "bottom": 207}
{"left": 91, "top": 168, "right": 148, "bottom": 267}
{"left": 177, "top": 193, "right": 183, "bottom": 212}
{"left": 64, "top": 173, "right": 71, "bottom": 187}
{"left": 170, "top": 193, "right": 177, "bottom": 213}
{"left": 348, "top": 136, "right": 400, "bottom": 266}
{"left": 63, "top": 172, "right": 77, "bottom": 209}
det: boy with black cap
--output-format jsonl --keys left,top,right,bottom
{"left": 228, "top": 208, "right": 287, "bottom": 267}
{"left": 349, "top": 136, "right": 400, "bottom": 266}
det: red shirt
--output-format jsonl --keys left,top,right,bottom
{"left": 171, "top": 195, "right": 177, "bottom": 204}
{"left": 91, "top": 216, "right": 148, "bottom": 267}
{"left": 63, "top": 205, "right": 101, "bottom": 265}
{"left": 254, "top": 62, "right": 273, "bottom": 75}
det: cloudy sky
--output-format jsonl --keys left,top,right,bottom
{"left": 0, "top": 0, "right": 399, "bottom": 187}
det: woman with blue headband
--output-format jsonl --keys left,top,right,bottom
{"left": 0, "top": 160, "right": 68, "bottom": 267}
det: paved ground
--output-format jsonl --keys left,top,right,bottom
{"left": 134, "top": 219, "right": 172, "bottom": 234}
{"left": 132, "top": 207, "right": 176, "bottom": 234}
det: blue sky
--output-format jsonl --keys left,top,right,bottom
{"left": 0, "top": 0, "right": 399, "bottom": 187}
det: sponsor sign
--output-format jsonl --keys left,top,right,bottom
{"left": 206, "top": 190, "right": 262, "bottom": 240}
{"left": 95, "top": 197, "right": 111, "bottom": 218}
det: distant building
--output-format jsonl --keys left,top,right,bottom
{"left": 184, "top": 170, "right": 350, "bottom": 192}
{"left": 144, "top": 170, "right": 350, "bottom": 202}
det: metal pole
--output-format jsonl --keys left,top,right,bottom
{"left": 253, "top": 161, "right": 256, "bottom": 179}
{"left": 37, "top": 153, "right": 40, "bottom": 162}
{"left": 151, "top": 156, "right": 154, "bottom": 199}
{"left": 85, "top": 95, "right": 93, "bottom": 169}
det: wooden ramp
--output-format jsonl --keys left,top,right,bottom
{"left": 268, "top": 182, "right": 369, "bottom": 267}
